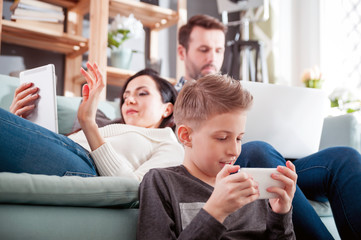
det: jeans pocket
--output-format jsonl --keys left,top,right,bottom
{"left": 64, "top": 171, "right": 97, "bottom": 177}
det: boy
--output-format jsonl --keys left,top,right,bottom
{"left": 137, "top": 74, "right": 297, "bottom": 239}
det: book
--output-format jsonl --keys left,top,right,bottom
{"left": 11, "top": 14, "right": 63, "bottom": 23}
{"left": 14, "top": 19, "right": 64, "bottom": 33}
{"left": 10, "top": 0, "right": 63, "bottom": 13}
{"left": 13, "top": 8, "right": 64, "bottom": 22}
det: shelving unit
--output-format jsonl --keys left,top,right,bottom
{"left": 0, "top": 0, "right": 186, "bottom": 99}
{"left": 1, "top": 20, "right": 88, "bottom": 56}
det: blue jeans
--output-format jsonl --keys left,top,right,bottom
{"left": 236, "top": 141, "right": 361, "bottom": 240}
{"left": 0, "top": 108, "right": 97, "bottom": 177}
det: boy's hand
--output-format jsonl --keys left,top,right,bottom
{"left": 203, "top": 164, "right": 259, "bottom": 223}
{"left": 268, "top": 161, "right": 297, "bottom": 214}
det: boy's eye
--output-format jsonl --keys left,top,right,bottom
{"left": 217, "top": 137, "right": 227, "bottom": 141}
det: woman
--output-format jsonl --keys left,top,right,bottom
{"left": 0, "top": 62, "right": 184, "bottom": 181}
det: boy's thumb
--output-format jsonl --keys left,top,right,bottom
{"left": 218, "top": 164, "right": 240, "bottom": 179}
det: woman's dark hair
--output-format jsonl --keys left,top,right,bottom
{"left": 120, "top": 68, "right": 178, "bottom": 130}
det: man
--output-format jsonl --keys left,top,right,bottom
{"left": 175, "top": 14, "right": 361, "bottom": 240}
{"left": 175, "top": 14, "right": 227, "bottom": 91}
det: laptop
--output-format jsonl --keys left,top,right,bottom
{"left": 19, "top": 64, "right": 58, "bottom": 133}
{"left": 240, "top": 81, "right": 329, "bottom": 159}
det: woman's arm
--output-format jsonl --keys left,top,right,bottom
{"left": 77, "top": 62, "right": 106, "bottom": 151}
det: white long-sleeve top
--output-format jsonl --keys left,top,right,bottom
{"left": 68, "top": 124, "right": 184, "bottom": 181}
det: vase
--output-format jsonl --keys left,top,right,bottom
{"left": 110, "top": 48, "right": 133, "bottom": 69}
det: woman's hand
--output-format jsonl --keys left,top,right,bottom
{"left": 78, "top": 62, "right": 105, "bottom": 128}
{"left": 10, "top": 82, "right": 39, "bottom": 118}
{"left": 268, "top": 161, "right": 297, "bottom": 214}
{"left": 77, "top": 62, "right": 106, "bottom": 151}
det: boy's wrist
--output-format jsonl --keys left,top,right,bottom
{"left": 269, "top": 201, "right": 292, "bottom": 215}
{"left": 203, "top": 202, "right": 227, "bottom": 223}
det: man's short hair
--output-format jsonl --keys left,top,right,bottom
{"left": 174, "top": 74, "right": 253, "bottom": 129}
{"left": 178, "top": 14, "right": 227, "bottom": 50}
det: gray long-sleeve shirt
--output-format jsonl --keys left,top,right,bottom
{"left": 137, "top": 165, "right": 295, "bottom": 240}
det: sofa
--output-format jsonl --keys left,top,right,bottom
{"left": 1, "top": 74, "right": 360, "bottom": 239}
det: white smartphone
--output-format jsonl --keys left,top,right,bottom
{"left": 19, "top": 64, "right": 58, "bottom": 133}
{"left": 238, "top": 168, "right": 285, "bottom": 199}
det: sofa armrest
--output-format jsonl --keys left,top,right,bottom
{"left": 320, "top": 114, "right": 361, "bottom": 152}
{"left": 0, "top": 172, "right": 139, "bottom": 208}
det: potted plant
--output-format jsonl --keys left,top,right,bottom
{"left": 301, "top": 65, "right": 324, "bottom": 89}
{"left": 329, "top": 87, "right": 361, "bottom": 114}
{"left": 108, "top": 14, "right": 143, "bottom": 69}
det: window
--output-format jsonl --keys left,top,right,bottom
{"left": 320, "top": 0, "right": 361, "bottom": 90}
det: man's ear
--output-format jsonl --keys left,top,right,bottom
{"left": 178, "top": 45, "right": 186, "bottom": 61}
{"left": 162, "top": 103, "right": 174, "bottom": 118}
{"left": 177, "top": 125, "right": 192, "bottom": 147}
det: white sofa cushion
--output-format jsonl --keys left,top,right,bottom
{"left": 0, "top": 172, "right": 139, "bottom": 207}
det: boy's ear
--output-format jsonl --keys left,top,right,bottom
{"left": 177, "top": 45, "right": 186, "bottom": 61}
{"left": 177, "top": 125, "right": 192, "bottom": 147}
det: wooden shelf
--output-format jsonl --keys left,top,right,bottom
{"left": 1, "top": 20, "right": 88, "bottom": 57}
{"left": 106, "top": 66, "right": 176, "bottom": 87}
{"left": 107, "top": 66, "right": 134, "bottom": 86}
{"left": 41, "top": 0, "right": 79, "bottom": 8}
{"left": 109, "top": 0, "right": 179, "bottom": 30}
{"left": 74, "top": 67, "right": 137, "bottom": 87}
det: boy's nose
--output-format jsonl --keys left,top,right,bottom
{"left": 227, "top": 141, "right": 241, "bottom": 158}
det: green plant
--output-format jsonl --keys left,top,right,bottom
{"left": 108, "top": 14, "right": 143, "bottom": 50}
{"left": 329, "top": 87, "right": 361, "bottom": 113}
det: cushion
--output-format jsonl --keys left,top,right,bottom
{"left": 57, "top": 96, "right": 82, "bottom": 134}
{"left": 0, "top": 172, "right": 139, "bottom": 208}
{"left": 308, "top": 199, "right": 333, "bottom": 217}
{"left": 320, "top": 113, "right": 361, "bottom": 152}
{"left": 49, "top": 96, "right": 121, "bottom": 135}
{"left": 0, "top": 74, "right": 19, "bottom": 110}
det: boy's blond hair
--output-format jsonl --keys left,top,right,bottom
{"left": 174, "top": 74, "right": 253, "bottom": 128}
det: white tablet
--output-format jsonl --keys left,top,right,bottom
{"left": 238, "top": 168, "right": 285, "bottom": 199}
{"left": 19, "top": 64, "right": 58, "bottom": 133}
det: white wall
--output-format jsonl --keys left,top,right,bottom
{"left": 291, "top": 0, "right": 321, "bottom": 87}
{"left": 319, "top": 0, "right": 351, "bottom": 92}
{"left": 274, "top": 0, "right": 321, "bottom": 87}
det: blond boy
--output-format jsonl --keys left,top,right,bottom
{"left": 137, "top": 74, "right": 297, "bottom": 239}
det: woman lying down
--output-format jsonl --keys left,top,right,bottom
{"left": 0, "top": 62, "right": 184, "bottom": 181}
